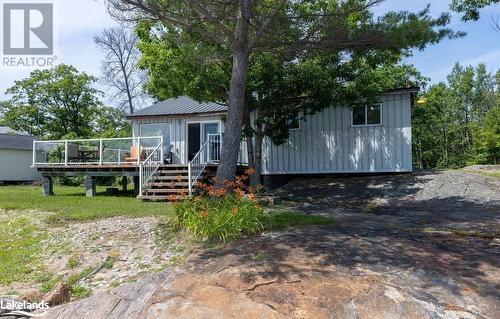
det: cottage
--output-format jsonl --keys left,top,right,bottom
{"left": 32, "top": 87, "right": 416, "bottom": 199}
{"left": 0, "top": 126, "right": 40, "bottom": 182}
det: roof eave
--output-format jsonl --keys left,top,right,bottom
{"left": 126, "top": 110, "right": 227, "bottom": 119}
{"left": 383, "top": 86, "right": 420, "bottom": 95}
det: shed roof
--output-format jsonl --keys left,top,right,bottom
{"left": 0, "top": 133, "right": 36, "bottom": 151}
{"left": 0, "top": 126, "right": 26, "bottom": 135}
{"left": 127, "top": 96, "right": 227, "bottom": 118}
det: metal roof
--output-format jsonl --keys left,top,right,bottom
{"left": 127, "top": 96, "right": 227, "bottom": 118}
{"left": 0, "top": 133, "right": 36, "bottom": 151}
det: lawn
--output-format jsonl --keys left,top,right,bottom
{"left": 0, "top": 184, "right": 335, "bottom": 298}
{"left": 0, "top": 185, "right": 172, "bottom": 224}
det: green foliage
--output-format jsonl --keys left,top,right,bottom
{"left": 450, "top": 0, "right": 499, "bottom": 21}
{"left": 66, "top": 257, "right": 81, "bottom": 269}
{"left": 94, "top": 106, "right": 132, "bottom": 138}
{"left": 172, "top": 194, "right": 264, "bottom": 242}
{"left": 70, "top": 285, "right": 92, "bottom": 299}
{"left": 5, "top": 64, "right": 102, "bottom": 139}
{"left": 472, "top": 106, "right": 500, "bottom": 164}
{"left": 413, "top": 63, "right": 499, "bottom": 168}
{"left": 1, "top": 64, "right": 130, "bottom": 140}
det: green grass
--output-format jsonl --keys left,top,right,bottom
{"left": 263, "top": 212, "right": 335, "bottom": 229}
{"left": 0, "top": 217, "right": 48, "bottom": 285}
{"left": 463, "top": 170, "right": 500, "bottom": 178}
{"left": 0, "top": 185, "right": 172, "bottom": 223}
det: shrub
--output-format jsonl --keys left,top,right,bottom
{"left": 171, "top": 168, "right": 264, "bottom": 242}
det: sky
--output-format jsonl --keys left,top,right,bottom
{"left": 0, "top": 0, "right": 499, "bottom": 102}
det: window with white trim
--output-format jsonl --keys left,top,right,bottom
{"left": 352, "top": 104, "right": 381, "bottom": 126}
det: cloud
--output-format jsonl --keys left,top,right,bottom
{"left": 0, "top": 0, "right": 119, "bottom": 100}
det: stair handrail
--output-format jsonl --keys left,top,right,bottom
{"left": 187, "top": 139, "right": 210, "bottom": 196}
{"left": 139, "top": 141, "right": 163, "bottom": 196}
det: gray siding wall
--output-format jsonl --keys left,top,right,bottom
{"left": 0, "top": 149, "right": 40, "bottom": 181}
{"left": 132, "top": 114, "right": 248, "bottom": 164}
{"left": 260, "top": 93, "right": 413, "bottom": 174}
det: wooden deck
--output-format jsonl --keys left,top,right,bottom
{"left": 33, "top": 163, "right": 232, "bottom": 177}
{"left": 35, "top": 164, "right": 142, "bottom": 176}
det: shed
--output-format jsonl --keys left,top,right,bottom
{"left": 0, "top": 126, "right": 40, "bottom": 182}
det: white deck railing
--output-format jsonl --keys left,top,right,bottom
{"left": 32, "top": 136, "right": 163, "bottom": 166}
{"left": 188, "top": 140, "right": 210, "bottom": 196}
{"left": 139, "top": 141, "right": 163, "bottom": 196}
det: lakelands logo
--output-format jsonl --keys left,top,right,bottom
{"left": 0, "top": 296, "right": 49, "bottom": 317}
{"left": 1, "top": 1, "right": 58, "bottom": 68}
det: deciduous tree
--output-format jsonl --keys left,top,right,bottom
{"left": 95, "top": 25, "right": 147, "bottom": 114}
{"left": 4, "top": 64, "right": 103, "bottom": 139}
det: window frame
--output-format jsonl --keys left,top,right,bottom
{"left": 287, "top": 112, "right": 303, "bottom": 131}
{"left": 351, "top": 104, "right": 382, "bottom": 127}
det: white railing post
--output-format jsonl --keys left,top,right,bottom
{"left": 188, "top": 162, "right": 192, "bottom": 195}
{"left": 64, "top": 140, "right": 68, "bottom": 166}
{"left": 139, "top": 166, "right": 143, "bottom": 196}
{"left": 99, "top": 138, "right": 103, "bottom": 165}
{"left": 32, "top": 140, "right": 36, "bottom": 166}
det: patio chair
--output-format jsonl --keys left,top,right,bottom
{"left": 164, "top": 144, "right": 174, "bottom": 164}
{"left": 67, "top": 143, "right": 80, "bottom": 162}
{"left": 125, "top": 145, "right": 144, "bottom": 162}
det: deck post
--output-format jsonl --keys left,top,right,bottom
{"left": 42, "top": 176, "right": 54, "bottom": 196}
{"left": 133, "top": 176, "right": 140, "bottom": 196}
{"left": 122, "top": 176, "right": 128, "bottom": 192}
{"left": 85, "top": 176, "right": 96, "bottom": 197}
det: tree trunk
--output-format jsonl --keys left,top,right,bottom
{"left": 253, "top": 127, "right": 264, "bottom": 186}
{"left": 216, "top": 0, "right": 251, "bottom": 184}
{"left": 216, "top": 49, "right": 250, "bottom": 183}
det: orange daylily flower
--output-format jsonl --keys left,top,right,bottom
{"left": 216, "top": 188, "right": 226, "bottom": 197}
{"left": 231, "top": 207, "right": 238, "bottom": 215}
{"left": 247, "top": 194, "right": 257, "bottom": 202}
{"left": 234, "top": 188, "right": 245, "bottom": 198}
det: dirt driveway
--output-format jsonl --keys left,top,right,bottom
{"left": 42, "top": 171, "right": 499, "bottom": 319}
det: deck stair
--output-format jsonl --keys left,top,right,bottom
{"left": 140, "top": 165, "right": 205, "bottom": 201}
